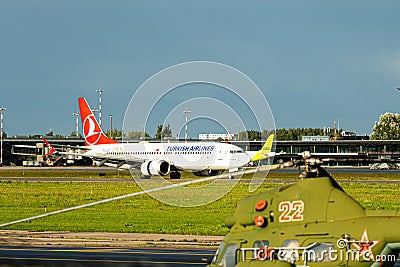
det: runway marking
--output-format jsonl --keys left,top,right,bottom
{"left": 0, "top": 247, "right": 214, "bottom": 256}
{"left": 0, "top": 247, "right": 212, "bottom": 265}
{"left": 0, "top": 256, "right": 206, "bottom": 265}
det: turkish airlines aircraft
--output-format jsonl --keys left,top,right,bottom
{"left": 73, "top": 97, "right": 252, "bottom": 179}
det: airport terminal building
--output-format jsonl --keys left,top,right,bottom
{"left": 236, "top": 139, "right": 400, "bottom": 155}
{"left": 2, "top": 137, "right": 400, "bottom": 166}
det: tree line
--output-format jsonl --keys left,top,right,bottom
{"left": 5, "top": 112, "right": 400, "bottom": 140}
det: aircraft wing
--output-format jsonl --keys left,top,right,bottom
{"left": 42, "top": 137, "right": 143, "bottom": 169}
{"left": 56, "top": 149, "right": 144, "bottom": 170}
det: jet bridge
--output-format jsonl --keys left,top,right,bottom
{"left": 11, "top": 142, "right": 83, "bottom": 166}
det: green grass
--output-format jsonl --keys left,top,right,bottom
{"left": 342, "top": 182, "right": 400, "bottom": 210}
{"left": 0, "top": 169, "right": 399, "bottom": 236}
{"left": 0, "top": 168, "right": 132, "bottom": 178}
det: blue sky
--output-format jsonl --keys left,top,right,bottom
{"left": 1, "top": 0, "right": 400, "bottom": 138}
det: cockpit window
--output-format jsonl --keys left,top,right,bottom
{"left": 218, "top": 243, "right": 238, "bottom": 267}
{"left": 212, "top": 241, "right": 225, "bottom": 264}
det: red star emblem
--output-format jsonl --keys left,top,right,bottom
{"left": 352, "top": 229, "right": 380, "bottom": 261}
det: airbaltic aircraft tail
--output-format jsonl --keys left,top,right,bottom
{"left": 249, "top": 133, "right": 275, "bottom": 162}
{"left": 78, "top": 97, "right": 120, "bottom": 146}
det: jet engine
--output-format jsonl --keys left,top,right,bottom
{"left": 140, "top": 160, "right": 170, "bottom": 176}
{"left": 193, "top": 169, "right": 220, "bottom": 176}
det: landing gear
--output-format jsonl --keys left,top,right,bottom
{"left": 170, "top": 171, "right": 181, "bottom": 179}
{"left": 193, "top": 170, "right": 220, "bottom": 176}
{"left": 140, "top": 174, "right": 151, "bottom": 179}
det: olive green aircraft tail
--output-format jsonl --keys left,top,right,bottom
{"left": 250, "top": 134, "right": 274, "bottom": 162}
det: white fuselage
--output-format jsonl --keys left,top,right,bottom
{"left": 84, "top": 142, "right": 250, "bottom": 171}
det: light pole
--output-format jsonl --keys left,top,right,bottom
{"left": 91, "top": 108, "right": 99, "bottom": 117}
{"left": 96, "top": 88, "right": 103, "bottom": 128}
{"left": 73, "top": 112, "right": 79, "bottom": 137}
{"left": 109, "top": 114, "right": 113, "bottom": 138}
{"left": 0, "top": 106, "right": 6, "bottom": 166}
{"left": 183, "top": 109, "right": 190, "bottom": 142}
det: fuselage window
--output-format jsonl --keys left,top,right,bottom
{"left": 281, "top": 239, "right": 299, "bottom": 262}
{"left": 253, "top": 240, "right": 270, "bottom": 260}
{"left": 305, "top": 242, "right": 334, "bottom": 262}
{"left": 253, "top": 240, "right": 269, "bottom": 248}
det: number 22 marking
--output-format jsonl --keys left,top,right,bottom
{"left": 279, "top": 200, "right": 304, "bottom": 222}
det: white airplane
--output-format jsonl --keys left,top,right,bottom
{"left": 50, "top": 97, "right": 264, "bottom": 179}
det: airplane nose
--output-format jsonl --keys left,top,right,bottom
{"left": 242, "top": 153, "right": 252, "bottom": 164}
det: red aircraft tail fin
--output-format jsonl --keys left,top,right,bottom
{"left": 41, "top": 136, "right": 57, "bottom": 158}
{"left": 78, "top": 97, "right": 119, "bottom": 146}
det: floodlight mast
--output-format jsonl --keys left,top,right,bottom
{"left": 109, "top": 114, "right": 113, "bottom": 138}
{"left": 91, "top": 108, "right": 99, "bottom": 116}
{"left": 96, "top": 88, "right": 103, "bottom": 128}
{"left": 73, "top": 112, "right": 79, "bottom": 137}
{"left": 0, "top": 106, "right": 6, "bottom": 166}
{"left": 183, "top": 109, "right": 190, "bottom": 142}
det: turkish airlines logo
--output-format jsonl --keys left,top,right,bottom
{"left": 83, "top": 114, "right": 102, "bottom": 146}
